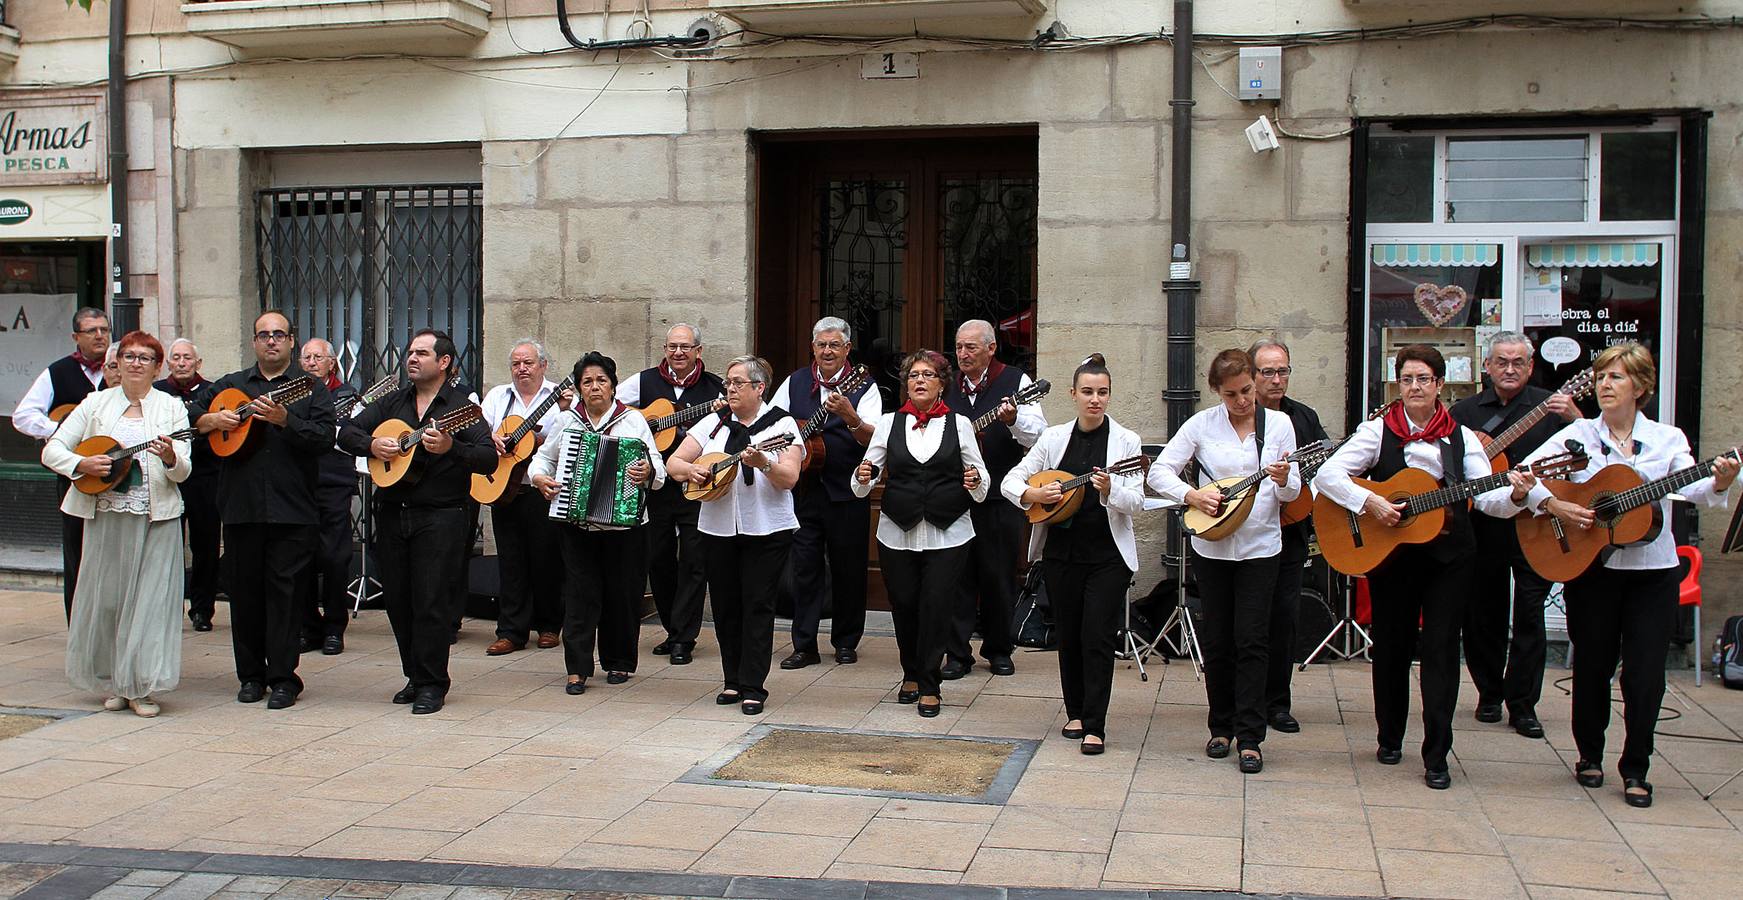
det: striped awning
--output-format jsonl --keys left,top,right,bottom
{"left": 1526, "top": 243, "right": 1660, "bottom": 268}
{"left": 1371, "top": 244, "right": 1500, "bottom": 267}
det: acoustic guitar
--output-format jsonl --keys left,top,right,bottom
{"left": 971, "top": 379, "right": 1051, "bottom": 433}
{"left": 71, "top": 427, "right": 200, "bottom": 495}
{"left": 49, "top": 403, "right": 78, "bottom": 423}
{"left": 1024, "top": 454, "right": 1151, "bottom": 525}
{"left": 206, "top": 376, "right": 316, "bottom": 458}
{"left": 1516, "top": 445, "right": 1741, "bottom": 583}
{"left": 1279, "top": 401, "right": 1395, "bottom": 527}
{"left": 1183, "top": 439, "right": 1331, "bottom": 541}
{"left": 337, "top": 373, "right": 400, "bottom": 420}
{"left": 470, "top": 375, "right": 576, "bottom": 505}
{"left": 368, "top": 403, "right": 486, "bottom": 488}
{"left": 684, "top": 434, "right": 796, "bottom": 502}
{"left": 638, "top": 395, "right": 726, "bottom": 453}
{"left": 1476, "top": 370, "right": 1594, "bottom": 473}
{"left": 797, "top": 365, "right": 873, "bottom": 477}
{"left": 1313, "top": 448, "right": 1589, "bottom": 576}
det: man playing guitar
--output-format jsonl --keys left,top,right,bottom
{"left": 155, "top": 338, "right": 221, "bottom": 633}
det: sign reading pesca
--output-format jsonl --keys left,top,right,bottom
{"left": 0, "top": 98, "right": 106, "bottom": 186}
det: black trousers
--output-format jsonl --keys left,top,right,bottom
{"left": 1367, "top": 545, "right": 1471, "bottom": 772}
{"left": 300, "top": 484, "right": 355, "bottom": 640}
{"left": 181, "top": 473, "right": 221, "bottom": 620}
{"left": 376, "top": 504, "right": 469, "bottom": 694}
{"left": 1043, "top": 558, "right": 1129, "bottom": 740}
{"left": 1194, "top": 551, "right": 1279, "bottom": 746}
{"left": 790, "top": 488, "right": 870, "bottom": 653}
{"left": 1266, "top": 529, "right": 1310, "bottom": 717}
{"left": 948, "top": 501, "right": 1021, "bottom": 665}
{"left": 492, "top": 490, "right": 563, "bottom": 643}
{"left": 223, "top": 523, "right": 316, "bottom": 693}
{"left": 1565, "top": 566, "right": 1678, "bottom": 781}
{"left": 558, "top": 527, "right": 645, "bottom": 678}
{"left": 645, "top": 484, "right": 707, "bottom": 646}
{"left": 883, "top": 543, "right": 970, "bottom": 698}
{"left": 58, "top": 476, "right": 81, "bottom": 621}
{"left": 1463, "top": 516, "right": 1550, "bottom": 717}
{"left": 706, "top": 531, "right": 790, "bottom": 702}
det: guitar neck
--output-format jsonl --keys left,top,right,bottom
{"left": 657, "top": 400, "right": 718, "bottom": 432}
{"left": 507, "top": 382, "right": 572, "bottom": 444}
{"left": 713, "top": 438, "right": 792, "bottom": 475}
{"left": 1404, "top": 470, "right": 1517, "bottom": 516}
{"left": 1486, "top": 404, "right": 1552, "bottom": 460}
{"left": 114, "top": 428, "right": 199, "bottom": 459}
{"left": 1603, "top": 450, "right": 1739, "bottom": 515}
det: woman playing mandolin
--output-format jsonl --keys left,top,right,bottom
{"left": 1515, "top": 342, "right": 1737, "bottom": 808}
{"left": 1148, "top": 349, "right": 1299, "bottom": 774}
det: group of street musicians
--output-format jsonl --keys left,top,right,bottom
{"left": 19, "top": 307, "right": 1737, "bottom": 805}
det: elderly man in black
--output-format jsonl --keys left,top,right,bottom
{"left": 155, "top": 338, "right": 221, "bottom": 632}
{"left": 340, "top": 329, "right": 495, "bottom": 715}
{"left": 297, "top": 338, "right": 360, "bottom": 656}
{"left": 193, "top": 311, "right": 335, "bottom": 710}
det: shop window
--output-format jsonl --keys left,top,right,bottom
{"left": 1446, "top": 136, "right": 1587, "bottom": 223}
{"left": 1522, "top": 242, "right": 1664, "bottom": 417}
{"left": 1367, "top": 243, "right": 1502, "bottom": 407}
{"left": 1600, "top": 132, "right": 1677, "bottom": 221}
{"left": 1366, "top": 134, "right": 1434, "bottom": 224}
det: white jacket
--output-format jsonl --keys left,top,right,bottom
{"left": 43, "top": 386, "right": 194, "bottom": 522}
{"left": 1001, "top": 416, "right": 1147, "bottom": 572}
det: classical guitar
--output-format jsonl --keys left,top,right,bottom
{"left": 684, "top": 434, "right": 797, "bottom": 502}
{"left": 49, "top": 403, "right": 78, "bottom": 424}
{"left": 971, "top": 379, "right": 1051, "bottom": 433}
{"left": 1183, "top": 439, "right": 1331, "bottom": 541}
{"left": 797, "top": 365, "right": 874, "bottom": 477}
{"left": 1280, "top": 401, "right": 1396, "bottom": 526}
{"left": 72, "top": 427, "right": 200, "bottom": 495}
{"left": 337, "top": 373, "right": 399, "bottom": 420}
{"left": 639, "top": 395, "right": 726, "bottom": 453}
{"left": 207, "top": 375, "right": 316, "bottom": 458}
{"left": 1024, "top": 454, "right": 1151, "bottom": 525}
{"left": 1313, "top": 448, "right": 1589, "bottom": 576}
{"left": 470, "top": 376, "right": 576, "bottom": 505}
{"left": 1476, "top": 370, "right": 1595, "bottom": 473}
{"left": 1516, "top": 445, "right": 1742, "bottom": 583}
{"left": 368, "top": 402, "right": 486, "bottom": 488}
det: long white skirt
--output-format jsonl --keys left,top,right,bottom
{"left": 66, "top": 513, "right": 184, "bottom": 700}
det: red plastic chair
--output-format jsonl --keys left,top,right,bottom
{"left": 1678, "top": 545, "right": 1703, "bottom": 686}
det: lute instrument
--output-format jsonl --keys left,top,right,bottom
{"left": 1476, "top": 370, "right": 1595, "bottom": 473}
{"left": 470, "top": 375, "right": 576, "bottom": 505}
{"left": 1516, "top": 445, "right": 1741, "bottom": 583}
{"left": 1313, "top": 447, "right": 1590, "bottom": 575}
{"left": 1183, "top": 439, "right": 1331, "bottom": 541}
{"left": 638, "top": 395, "right": 726, "bottom": 453}
{"left": 797, "top": 365, "right": 874, "bottom": 477}
{"left": 1024, "top": 454, "right": 1151, "bottom": 525}
{"left": 72, "top": 427, "right": 200, "bottom": 495}
{"left": 684, "top": 434, "right": 796, "bottom": 502}
{"left": 338, "top": 373, "right": 399, "bottom": 420}
{"left": 206, "top": 375, "right": 316, "bottom": 458}
{"left": 368, "top": 402, "right": 486, "bottom": 488}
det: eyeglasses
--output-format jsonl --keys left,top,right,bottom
{"left": 906, "top": 370, "right": 941, "bottom": 381}
{"left": 725, "top": 378, "right": 761, "bottom": 389}
{"left": 77, "top": 326, "right": 111, "bottom": 336}
{"left": 1257, "top": 366, "right": 1293, "bottom": 379}
{"left": 254, "top": 330, "right": 292, "bottom": 343}
{"left": 812, "top": 340, "right": 847, "bottom": 352}
{"left": 1398, "top": 375, "right": 1440, "bottom": 387}
{"left": 665, "top": 343, "right": 698, "bottom": 352}
{"left": 120, "top": 353, "right": 158, "bottom": 365}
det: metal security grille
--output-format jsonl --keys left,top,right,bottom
{"left": 256, "top": 184, "right": 483, "bottom": 390}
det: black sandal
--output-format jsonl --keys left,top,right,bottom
{"left": 716, "top": 690, "right": 740, "bottom": 705}
{"left": 1205, "top": 737, "right": 1232, "bottom": 759}
{"left": 1623, "top": 778, "right": 1653, "bottom": 808}
{"left": 1574, "top": 760, "right": 1604, "bottom": 789}
{"left": 565, "top": 678, "right": 585, "bottom": 695}
{"left": 917, "top": 697, "right": 942, "bottom": 718}
{"left": 1238, "top": 744, "right": 1263, "bottom": 774}
{"left": 1061, "top": 721, "right": 1086, "bottom": 739}
{"left": 1080, "top": 736, "right": 1105, "bottom": 755}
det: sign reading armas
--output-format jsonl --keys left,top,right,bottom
{"left": 0, "top": 98, "right": 105, "bottom": 186}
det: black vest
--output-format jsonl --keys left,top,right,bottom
{"left": 1369, "top": 425, "right": 1476, "bottom": 564}
{"left": 943, "top": 364, "right": 1027, "bottom": 496}
{"left": 880, "top": 412, "right": 973, "bottom": 532}
{"left": 47, "top": 355, "right": 98, "bottom": 413}
{"left": 785, "top": 367, "right": 874, "bottom": 503}
{"left": 636, "top": 366, "right": 726, "bottom": 462}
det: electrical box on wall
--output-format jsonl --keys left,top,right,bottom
{"left": 1238, "top": 46, "right": 1282, "bottom": 101}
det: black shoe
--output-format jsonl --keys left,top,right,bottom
{"left": 449, "top": 630, "right": 459, "bottom": 646}
{"left": 1510, "top": 714, "right": 1544, "bottom": 739}
{"left": 237, "top": 681, "right": 265, "bottom": 704}
{"left": 1376, "top": 747, "right": 1403, "bottom": 766}
{"left": 1238, "top": 745, "right": 1264, "bottom": 774}
{"left": 897, "top": 685, "right": 920, "bottom": 704}
{"left": 917, "top": 699, "right": 941, "bottom": 718}
{"left": 565, "top": 679, "right": 586, "bottom": 696}
{"left": 670, "top": 645, "right": 693, "bottom": 666}
{"left": 266, "top": 685, "right": 298, "bottom": 710}
{"left": 1080, "top": 737, "right": 1105, "bottom": 755}
{"left": 392, "top": 682, "right": 417, "bottom": 705}
{"left": 652, "top": 640, "right": 673, "bottom": 656}
{"left": 606, "top": 672, "right": 630, "bottom": 685}
{"left": 299, "top": 635, "right": 317, "bottom": 654}
{"left": 1062, "top": 724, "right": 1086, "bottom": 739}
{"left": 741, "top": 699, "right": 764, "bottom": 716}
{"left": 411, "top": 689, "right": 444, "bottom": 715}
{"left": 1424, "top": 769, "right": 1452, "bottom": 790}
{"left": 779, "top": 650, "right": 821, "bottom": 670}
{"left": 1205, "top": 737, "right": 1232, "bottom": 759}
{"left": 1269, "top": 711, "right": 1301, "bottom": 734}
{"left": 1623, "top": 778, "right": 1653, "bottom": 808}
{"left": 1475, "top": 702, "right": 1504, "bottom": 724}
{"left": 940, "top": 659, "right": 971, "bottom": 680}
{"left": 1574, "top": 759, "right": 1604, "bottom": 788}
{"left": 190, "top": 612, "right": 213, "bottom": 632}
{"left": 835, "top": 647, "right": 858, "bottom": 665}
{"left": 322, "top": 635, "right": 344, "bottom": 656}
{"left": 715, "top": 690, "right": 740, "bottom": 705}
{"left": 987, "top": 656, "right": 1015, "bottom": 676}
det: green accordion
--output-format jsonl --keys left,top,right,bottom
{"left": 548, "top": 430, "right": 649, "bottom": 528}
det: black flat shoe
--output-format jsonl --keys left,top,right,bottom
{"left": 565, "top": 679, "right": 586, "bottom": 695}
{"left": 834, "top": 648, "right": 858, "bottom": 665}
{"left": 1574, "top": 760, "right": 1604, "bottom": 789}
{"left": 917, "top": 698, "right": 942, "bottom": 718}
{"left": 1376, "top": 747, "right": 1403, "bottom": 766}
{"left": 1475, "top": 702, "right": 1503, "bottom": 724}
{"left": 1269, "top": 711, "right": 1301, "bottom": 734}
{"left": 411, "top": 689, "right": 444, "bottom": 715}
{"left": 1080, "top": 737, "right": 1105, "bottom": 755}
{"left": 1510, "top": 714, "right": 1544, "bottom": 739}
{"left": 190, "top": 613, "right": 213, "bottom": 632}
{"left": 392, "top": 682, "right": 416, "bottom": 705}
{"left": 1623, "top": 778, "right": 1653, "bottom": 808}
{"left": 1424, "top": 769, "right": 1452, "bottom": 790}
{"left": 779, "top": 651, "right": 820, "bottom": 670}
{"left": 606, "top": 672, "right": 630, "bottom": 685}
{"left": 1062, "top": 724, "right": 1086, "bottom": 740}
{"left": 299, "top": 635, "right": 317, "bottom": 654}
{"left": 670, "top": 645, "right": 693, "bottom": 665}
{"left": 716, "top": 690, "right": 740, "bottom": 705}
{"left": 237, "top": 681, "right": 265, "bottom": 704}
{"left": 1205, "top": 737, "right": 1232, "bottom": 759}
{"left": 940, "top": 660, "right": 971, "bottom": 680}
{"left": 897, "top": 683, "right": 920, "bottom": 705}
{"left": 741, "top": 698, "right": 764, "bottom": 716}
{"left": 322, "top": 635, "right": 344, "bottom": 656}
{"left": 652, "top": 640, "right": 673, "bottom": 656}
{"left": 987, "top": 656, "right": 1015, "bottom": 676}
{"left": 266, "top": 685, "right": 298, "bottom": 710}
{"left": 1238, "top": 746, "right": 1264, "bottom": 774}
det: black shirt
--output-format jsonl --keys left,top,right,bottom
{"left": 1274, "top": 395, "right": 1330, "bottom": 551}
{"left": 338, "top": 381, "right": 495, "bottom": 509}
{"left": 155, "top": 374, "right": 219, "bottom": 478}
{"left": 1042, "top": 418, "right": 1121, "bottom": 565}
{"left": 194, "top": 364, "right": 335, "bottom": 526}
{"left": 1449, "top": 384, "right": 1562, "bottom": 465}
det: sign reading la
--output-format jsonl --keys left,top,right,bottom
{"left": 0, "top": 98, "right": 105, "bottom": 185}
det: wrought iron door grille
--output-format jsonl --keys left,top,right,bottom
{"left": 256, "top": 184, "right": 484, "bottom": 391}
{"left": 940, "top": 174, "right": 1037, "bottom": 373}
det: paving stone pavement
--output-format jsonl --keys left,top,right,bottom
{"left": 3, "top": 586, "right": 1742, "bottom": 898}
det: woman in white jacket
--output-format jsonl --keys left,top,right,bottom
{"left": 43, "top": 331, "right": 193, "bottom": 717}
{"left": 1001, "top": 354, "right": 1145, "bottom": 755}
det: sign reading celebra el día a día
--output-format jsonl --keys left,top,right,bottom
{"left": 0, "top": 96, "right": 107, "bottom": 187}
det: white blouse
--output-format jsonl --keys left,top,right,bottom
{"left": 95, "top": 414, "right": 153, "bottom": 516}
{"left": 1313, "top": 417, "right": 1521, "bottom": 519}
{"left": 683, "top": 404, "right": 806, "bottom": 538}
{"left": 529, "top": 403, "right": 667, "bottom": 529}
{"left": 850, "top": 412, "right": 989, "bottom": 551}
{"left": 1147, "top": 404, "right": 1299, "bottom": 561}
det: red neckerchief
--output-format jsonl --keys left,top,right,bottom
{"left": 323, "top": 373, "right": 343, "bottom": 392}
{"left": 73, "top": 352, "right": 103, "bottom": 378}
{"left": 659, "top": 359, "right": 703, "bottom": 389}
{"left": 163, "top": 374, "right": 207, "bottom": 398}
{"left": 959, "top": 359, "right": 1006, "bottom": 397}
{"left": 812, "top": 363, "right": 849, "bottom": 393}
{"left": 1383, "top": 401, "right": 1457, "bottom": 444}
{"left": 900, "top": 400, "right": 951, "bottom": 430}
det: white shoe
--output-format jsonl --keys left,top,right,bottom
{"left": 129, "top": 697, "right": 160, "bottom": 718}
{"left": 103, "top": 696, "right": 128, "bottom": 711}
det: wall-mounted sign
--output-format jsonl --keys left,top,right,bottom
{"left": 862, "top": 52, "right": 919, "bottom": 79}
{"left": 0, "top": 199, "right": 31, "bottom": 226}
{"left": 0, "top": 95, "right": 107, "bottom": 187}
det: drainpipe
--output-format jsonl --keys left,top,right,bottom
{"left": 552, "top": 0, "right": 709, "bottom": 51}
{"left": 106, "top": 0, "right": 139, "bottom": 335}
{"left": 1163, "top": 1, "right": 1198, "bottom": 564}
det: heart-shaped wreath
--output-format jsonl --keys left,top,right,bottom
{"left": 1413, "top": 283, "right": 1469, "bottom": 327}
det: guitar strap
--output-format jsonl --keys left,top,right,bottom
{"left": 1190, "top": 405, "right": 1263, "bottom": 487}
{"left": 1478, "top": 409, "right": 1508, "bottom": 435}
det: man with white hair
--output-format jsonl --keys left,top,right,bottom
{"left": 298, "top": 338, "right": 361, "bottom": 655}
{"left": 772, "top": 316, "right": 881, "bottom": 669}
{"left": 156, "top": 338, "right": 222, "bottom": 631}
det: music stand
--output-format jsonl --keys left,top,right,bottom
{"left": 1155, "top": 505, "right": 1205, "bottom": 680}
{"left": 1299, "top": 564, "right": 1371, "bottom": 669}
{"left": 1118, "top": 496, "right": 1179, "bottom": 681}
{"left": 348, "top": 469, "right": 382, "bottom": 615}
